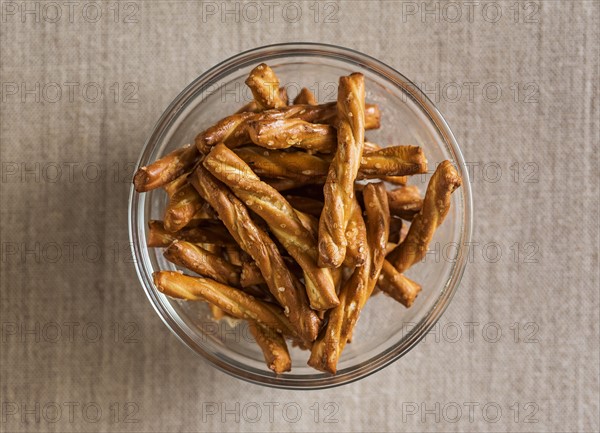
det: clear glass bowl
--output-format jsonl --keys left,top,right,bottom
{"left": 129, "top": 43, "right": 473, "bottom": 389}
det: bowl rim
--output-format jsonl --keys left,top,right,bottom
{"left": 129, "top": 42, "right": 473, "bottom": 389}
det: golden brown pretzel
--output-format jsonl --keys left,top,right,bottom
{"left": 378, "top": 260, "right": 422, "bottom": 307}
{"left": 293, "top": 87, "right": 318, "bottom": 105}
{"left": 387, "top": 185, "right": 423, "bottom": 220}
{"left": 163, "top": 240, "right": 241, "bottom": 287}
{"left": 245, "top": 63, "right": 288, "bottom": 110}
{"left": 248, "top": 322, "right": 292, "bottom": 374}
{"left": 359, "top": 145, "right": 427, "bottom": 177}
{"left": 309, "top": 182, "right": 390, "bottom": 373}
{"left": 247, "top": 118, "right": 337, "bottom": 153}
{"left": 234, "top": 145, "right": 419, "bottom": 185}
{"left": 203, "top": 143, "right": 339, "bottom": 311}
{"left": 387, "top": 160, "right": 462, "bottom": 272}
{"left": 318, "top": 73, "right": 366, "bottom": 268}
{"left": 153, "top": 271, "right": 296, "bottom": 336}
{"left": 133, "top": 144, "right": 199, "bottom": 192}
{"left": 163, "top": 183, "right": 205, "bottom": 232}
{"left": 190, "top": 165, "right": 321, "bottom": 341}
{"left": 196, "top": 102, "right": 381, "bottom": 154}
{"left": 147, "top": 220, "right": 235, "bottom": 248}
{"left": 163, "top": 172, "right": 189, "bottom": 198}
{"left": 236, "top": 87, "right": 289, "bottom": 114}
{"left": 343, "top": 198, "right": 367, "bottom": 267}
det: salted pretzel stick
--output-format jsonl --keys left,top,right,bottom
{"left": 245, "top": 64, "right": 287, "bottom": 110}
{"left": 360, "top": 145, "right": 427, "bottom": 176}
{"left": 248, "top": 322, "right": 292, "bottom": 374}
{"left": 318, "top": 73, "right": 366, "bottom": 268}
{"left": 309, "top": 183, "right": 390, "bottom": 373}
{"left": 295, "top": 209, "right": 319, "bottom": 240}
{"left": 247, "top": 119, "right": 336, "bottom": 153}
{"left": 240, "top": 261, "right": 265, "bottom": 287}
{"left": 234, "top": 146, "right": 328, "bottom": 181}
{"left": 235, "top": 145, "right": 417, "bottom": 183}
{"left": 163, "top": 183, "right": 205, "bottom": 232}
{"left": 163, "top": 172, "right": 189, "bottom": 197}
{"left": 387, "top": 160, "right": 462, "bottom": 272}
{"left": 164, "top": 240, "right": 241, "bottom": 287}
{"left": 378, "top": 260, "right": 422, "bottom": 307}
{"left": 236, "top": 88, "right": 288, "bottom": 114}
{"left": 387, "top": 185, "right": 423, "bottom": 220}
{"left": 204, "top": 144, "right": 339, "bottom": 311}
{"left": 134, "top": 144, "right": 199, "bottom": 192}
{"left": 147, "top": 220, "right": 235, "bottom": 247}
{"left": 314, "top": 102, "right": 381, "bottom": 130}
{"left": 293, "top": 88, "right": 318, "bottom": 105}
{"left": 344, "top": 198, "right": 367, "bottom": 267}
{"left": 191, "top": 166, "right": 321, "bottom": 341}
{"left": 195, "top": 102, "right": 381, "bottom": 154}
{"left": 153, "top": 271, "right": 296, "bottom": 336}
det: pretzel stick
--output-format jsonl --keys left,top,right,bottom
{"left": 234, "top": 146, "right": 328, "bottom": 181}
{"left": 360, "top": 145, "right": 427, "bottom": 176}
{"left": 309, "top": 183, "right": 390, "bottom": 373}
{"left": 248, "top": 322, "right": 292, "bottom": 373}
{"left": 378, "top": 260, "right": 422, "bottom": 307}
{"left": 387, "top": 160, "right": 462, "bottom": 272}
{"left": 163, "top": 183, "right": 205, "bottom": 232}
{"left": 196, "top": 102, "right": 381, "bottom": 154}
{"left": 247, "top": 119, "right": 336, "bottom": 153}
{"left": 164, "top": 240, "right": 241, "bottom": 287}
{"left": 245, "top": 63, "right": 288, "bottom": 110}
{"left": 134, "top": 144, "right": 199, "bottom": 192}
{"left": 234, "top": 145, "right": 418, "bottom": 183}
{"left": 186, "top": 201, "right": 218, "bottom": 226}
{"left": 191, "top": 166, "right": 321, "bottom": 341}
{"left": 313, "top": 102, "right": 381, "bottom": 130}
{"left": 343, "top": 198, "right": 367, "bottom": 267}
{"left": 294, "top": 209, "right": 319, "bottom": 240}
{"left": 153, "top": 271, "right": 296, "bottom": 336}
{"left": 387, "top": 185, "right": 423, "bottom": 220}
{"left": 163, "top": 172, "right": 190, "bottom": 197}
{"left": 147, "top": 220, "right": 235, "bottom": 247}
{"left": 318, "top": 73, "right": 366, "bottom": 268}
{"left": 240, "top": 261, "right": 265, "bottom": 287}
{"left": 236, "top": 87, "right": 289, "bottom": 114}
{"left": 204, "top": 144, "right": 339, "bottom": 311}
{"left": 293, "top": 87, "right": 318, "bottom": 105}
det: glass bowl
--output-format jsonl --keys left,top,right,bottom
{"left": 129, "top": 43, "right": 472, "bottom": 389}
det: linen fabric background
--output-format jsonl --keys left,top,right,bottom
{"left": 1, "top": 1, "right": 598, "bottom": 432}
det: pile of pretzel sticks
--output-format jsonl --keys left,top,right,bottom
{"left": 134, "top": 64, "right": 462, "bottom": 374}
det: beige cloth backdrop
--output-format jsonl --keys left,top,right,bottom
{"left": 1, "top": 1, "right": 598, "bottom": 432}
